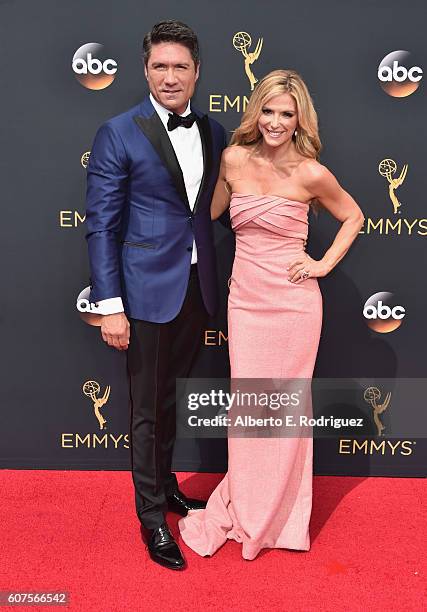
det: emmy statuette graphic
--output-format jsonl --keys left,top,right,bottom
{"left": 82, "top": 380, "right": 111, "bottom": 430}
{"left": 233, "top": 31, "right": 263, "bottom": 91}
{"left": 81, "top": 151, "right": 91, "bottom": 169}
{"left": 378, "top": 158, "right": 408, "bottom": 215}
{"left": 364, "top": 386, "right": 391, "bottom": 436}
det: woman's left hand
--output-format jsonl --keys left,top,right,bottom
{"left": 286, "top": 254, "right": 330, "bottom": 283}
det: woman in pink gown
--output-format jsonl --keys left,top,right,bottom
{"left": 178, "top": 70, "right": 364, "bottom": 560}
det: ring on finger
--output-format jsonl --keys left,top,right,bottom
{"left": 300, "top": 269, "right": 310, "bottom": 280}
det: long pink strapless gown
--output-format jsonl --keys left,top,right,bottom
{"left": 178, "top": 194, "right": 323, "bottom": 560}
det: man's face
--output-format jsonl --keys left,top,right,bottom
{"left": 145, "top": 42, "right": 199, "bottom": 114}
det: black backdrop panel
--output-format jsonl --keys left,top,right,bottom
{"left": 0, "top": 0, "right": 426, "bottom": 476}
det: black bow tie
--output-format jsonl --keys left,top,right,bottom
{"left": 167, "top": 112, "right": 197, "bottom": 131}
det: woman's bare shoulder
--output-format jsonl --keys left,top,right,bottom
{"left": 297, "top": 157, "right": 333, "bottom": 184}
{"left": 222, "top": 144, "right": 252, "bottom": 167}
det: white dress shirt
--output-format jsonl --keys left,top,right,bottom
{"left": 95, "top": 93, "right": 204, "bottom": 315}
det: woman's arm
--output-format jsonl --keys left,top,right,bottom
{"left": 287, "top": 161, "right": 365, "bottom": 283}
{"left": 211, "top": 149, "right": 232, "bottom": 220}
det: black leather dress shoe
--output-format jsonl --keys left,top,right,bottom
{"left": 167, "top": 490, "right": 207, "bottom": 517}
{"left": 141, "top": 523, "right": 185, "bottom": 570}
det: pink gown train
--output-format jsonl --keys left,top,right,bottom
{"left": 178, "top": 193, "right": 323, "bottom": 560}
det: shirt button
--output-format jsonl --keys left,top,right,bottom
{"left": 187, "top": 246, "right": 192, "bottom": 252}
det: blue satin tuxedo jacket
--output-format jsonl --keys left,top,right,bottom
{"left": 85, "top": 96, "right": 226, "bottom": 322}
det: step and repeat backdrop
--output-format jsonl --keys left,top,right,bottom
{"left": 1, "top": 0, "right": 426, "bottom": 476}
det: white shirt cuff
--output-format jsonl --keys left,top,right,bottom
{"left": 95, "top": 297, "right": 125, "bottom": 315}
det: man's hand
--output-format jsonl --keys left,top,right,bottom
{"left": 100, "top": 313, "right": 130, "bottom": 351}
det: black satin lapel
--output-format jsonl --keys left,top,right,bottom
{"left": 133, "top": 114, "right": 190, "bottom": 210}
{"left": 194, "top": 115, "right": 213, "bottom": 214}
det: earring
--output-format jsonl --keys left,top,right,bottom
{"left": 294, "top": 129, "right": 298, "bottom": 137}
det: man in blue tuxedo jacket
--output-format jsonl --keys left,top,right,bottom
{"left": 85, "top": 21, "right": 227, "bottom": 570}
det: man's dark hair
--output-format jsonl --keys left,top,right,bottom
{"left": 142, "top": 20, "right": 200, "bottom": 67}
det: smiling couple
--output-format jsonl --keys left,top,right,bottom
{"left": 85, "top": 20, "right": 363, "bottom": 569}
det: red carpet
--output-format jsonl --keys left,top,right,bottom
{"left": 0, "top": 471, "right": 424, "bottom": 611}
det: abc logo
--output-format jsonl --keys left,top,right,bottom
{"left": 363, "top": 292, "right": 405, "bottom": 333}
{"left": 72, "top": 43, "right": 117, "bottom": 90}
{"left": 378, "top": 50, "right": 422, "bottom": 97}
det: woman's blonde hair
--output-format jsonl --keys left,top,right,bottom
{"left": 230, "top": 69, "right": 322, "bottom": 160}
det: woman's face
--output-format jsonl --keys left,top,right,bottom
{"left": 257, "top": 93, "right": 298, "bottom": 148}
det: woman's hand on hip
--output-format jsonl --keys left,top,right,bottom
{"left": 286, "top": 254, "right": 330, "bottom": 283}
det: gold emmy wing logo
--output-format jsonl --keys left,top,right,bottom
{"left": 82, "top": 380, "right": 110, "bottom": 430}
{"left": 363, "top": 386, "right": 391, "bottom": 436}
{"left": 81, "top": 151, "right": 91, "bottom": 169}
{"left": 378, "top": 158, "right": 408, "bottom": 215}
{"left": 233, "top": 31, "right": 263, "bottom": 91}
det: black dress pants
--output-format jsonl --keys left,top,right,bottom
{"left": 127, "top": 265, "right": 208, "bottom": 529}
